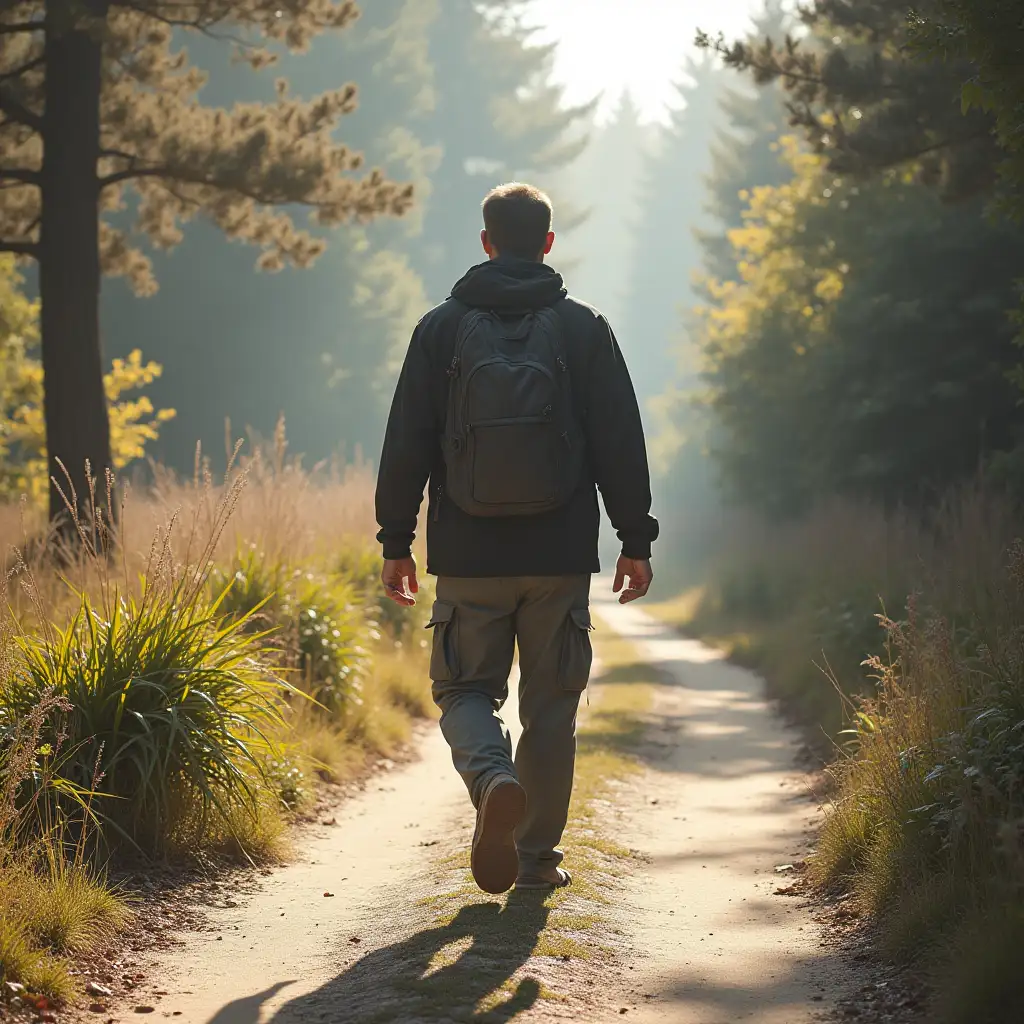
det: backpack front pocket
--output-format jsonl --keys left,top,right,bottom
{"left": 460, "top": 358, "right": 564, "bottom": 512}
{"left": 426, "top": 601, "right": 459, "bottom": 681}
{"left": 469, "top": 420, "right": 562, "bottom": 506}
{"left": 559, "top": 607, "right": 594, "bottom": 692}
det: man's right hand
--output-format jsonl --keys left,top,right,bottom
{"left": 382, "top": 556, "right": 419, "bottom": 607}
{"left": 613, "top": 555, "right": 653, "bottom": 604}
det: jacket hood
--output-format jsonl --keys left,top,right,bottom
{"left": 450, "top": 257, "right": 567, "bottom": 311}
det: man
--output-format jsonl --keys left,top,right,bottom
{"left": 375, "top": 182, "right": 658, "bottom": 895}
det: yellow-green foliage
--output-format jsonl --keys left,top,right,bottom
{"left": 0, "top": 257, "right": 175, "bottom": 502}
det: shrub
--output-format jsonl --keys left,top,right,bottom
{"left": 0, "top": 473, "right": 295, "bottom": 855}
{"left": 208, "top": 545, "right": 282, "bottom": 630}
{"left": 281, "top": 573, "right": 369, "bottom": 714}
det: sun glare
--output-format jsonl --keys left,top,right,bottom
{"left": 530, "top": 0, "right": 763, "bottom": 122}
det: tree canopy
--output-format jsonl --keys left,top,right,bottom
{"left": 683, "top": 0, "right": 1024, "bottom": 517}
{"left": 699, "top": 0, "right": 1000, "bottom": 202}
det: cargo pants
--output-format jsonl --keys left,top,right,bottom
{"left": 427, "top": 575, "right": 593, "bottom": 879}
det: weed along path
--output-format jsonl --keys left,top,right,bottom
{"left": 120, "top": 592, "right": 850, "bottom": 1024}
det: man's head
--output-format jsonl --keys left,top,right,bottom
{"left": 481, "top": 182, "right": 555, "bottom": 262}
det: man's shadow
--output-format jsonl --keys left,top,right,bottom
{"left": 206, "top": 892, "right": 552, "bottom": 1024}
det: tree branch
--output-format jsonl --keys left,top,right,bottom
{"left": 0, "top": 168, "right": 40, "bottom": 185}
{"left": 99, "top": 147, "right": 141, "bottom": 162}
{"left": 100, "top": 165, "right": 324, "bottom": 209}
{"left": 0, "top": 239, "right": 38, "bottom": 256}
{"left": 118, "top": 5, "right": 264, "bottom": 50}
{"left": 0, "top": 21, "right": 44, "bottom": 35}
{"left": 0, "top": 90, "right": 42, "bottom": 132}
{"left": 0, "top": 56, "right": 45, "bottom": 84}
{"left": 100, "top": 166, "right": 171, "bottom": 188}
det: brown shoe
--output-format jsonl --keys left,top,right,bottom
{"left": 471, "top": 774, "right": 527, "bottom": 894}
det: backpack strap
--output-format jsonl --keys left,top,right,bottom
{"left": 445, "top": 308, "right": 488, "bottom": 447}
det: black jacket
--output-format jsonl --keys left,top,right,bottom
{"left": 374, "top": 258, "right": 659, "bottom": 577}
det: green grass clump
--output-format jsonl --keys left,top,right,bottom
{"left": 212, "top": 548, "right": 372, "bottom": 715}
{"left": 0, "top": 858, "right": 130, "bottom": 1005}
{"left": 0, "top": 582, "right": 292, "bottom": 854}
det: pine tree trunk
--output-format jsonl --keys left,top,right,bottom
{"left": 39, "top": 0, "right": 111, "bottom": 528}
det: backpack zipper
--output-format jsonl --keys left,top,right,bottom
{"left": 433, "top": 484, "right": 443, "bottom": 522}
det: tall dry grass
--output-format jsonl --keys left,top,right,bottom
{"left": 0, "top": 431, "right": 430, "bottom": 1006}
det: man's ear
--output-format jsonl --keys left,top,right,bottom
{"left": 543, "top": 231, "right": 555, "bottom": 256}
{"left": 481, "top": 229, "right": 494, "bottom": 257}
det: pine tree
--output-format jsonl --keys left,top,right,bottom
{"left": 699, "top": 0, "right": 1001, "bottom": 202}
{"left": 700, "top": 2, "right": 791, "bottom": 283}
{"left": 620, "top": 55, "right": 727, "bottom": 408}
{"left": 0, "top": 0, "right": 411, "bottom": 521}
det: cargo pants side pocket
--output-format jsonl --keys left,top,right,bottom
{"left": 426, "top": 600, "right": 459, "bottom": 682}
{"left": 559, "top": 607, "right": 594, "bottom": 692}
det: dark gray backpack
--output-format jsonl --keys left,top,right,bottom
{"left": 442, "top": 306, "right": 585, "bottom": 517}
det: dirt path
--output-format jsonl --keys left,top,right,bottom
{"left": 597, "top": 598, "right": 848, "bottom": 1023}
{"left": 120, "top": 593, "right": 850, "bottom": 1024}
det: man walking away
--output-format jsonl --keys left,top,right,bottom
{"left": 375, "top": 182, "right": 658, "bottom": 895}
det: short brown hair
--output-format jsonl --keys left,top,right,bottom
{"left": 481, "top": 182, "right": 553, "bottom": 259}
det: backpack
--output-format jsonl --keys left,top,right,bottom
{"left": 442, "top": 306, "right": 585, "bottom": 517}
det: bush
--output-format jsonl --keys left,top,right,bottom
{"left": 279, "top": 572, "right": 369, "bottom": 713}
{"left": 209, "top": 545, "right": 282, "bottom": 629}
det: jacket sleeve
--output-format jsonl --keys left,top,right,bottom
{"left": 375, "top": 321, "right": 436, "bottom": 560}
{"left": 584, "top": 316, "right": 660, "bottom": 560}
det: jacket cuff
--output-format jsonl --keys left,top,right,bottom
{"left": 620, "top": 539, "right": 652, "bottom": 561}
{"left": 382, "top": 540, "right": 413, "bottom": 561}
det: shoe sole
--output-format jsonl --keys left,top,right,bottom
{"left": 471, "top": 780, "right": 527, "bottom": 895}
